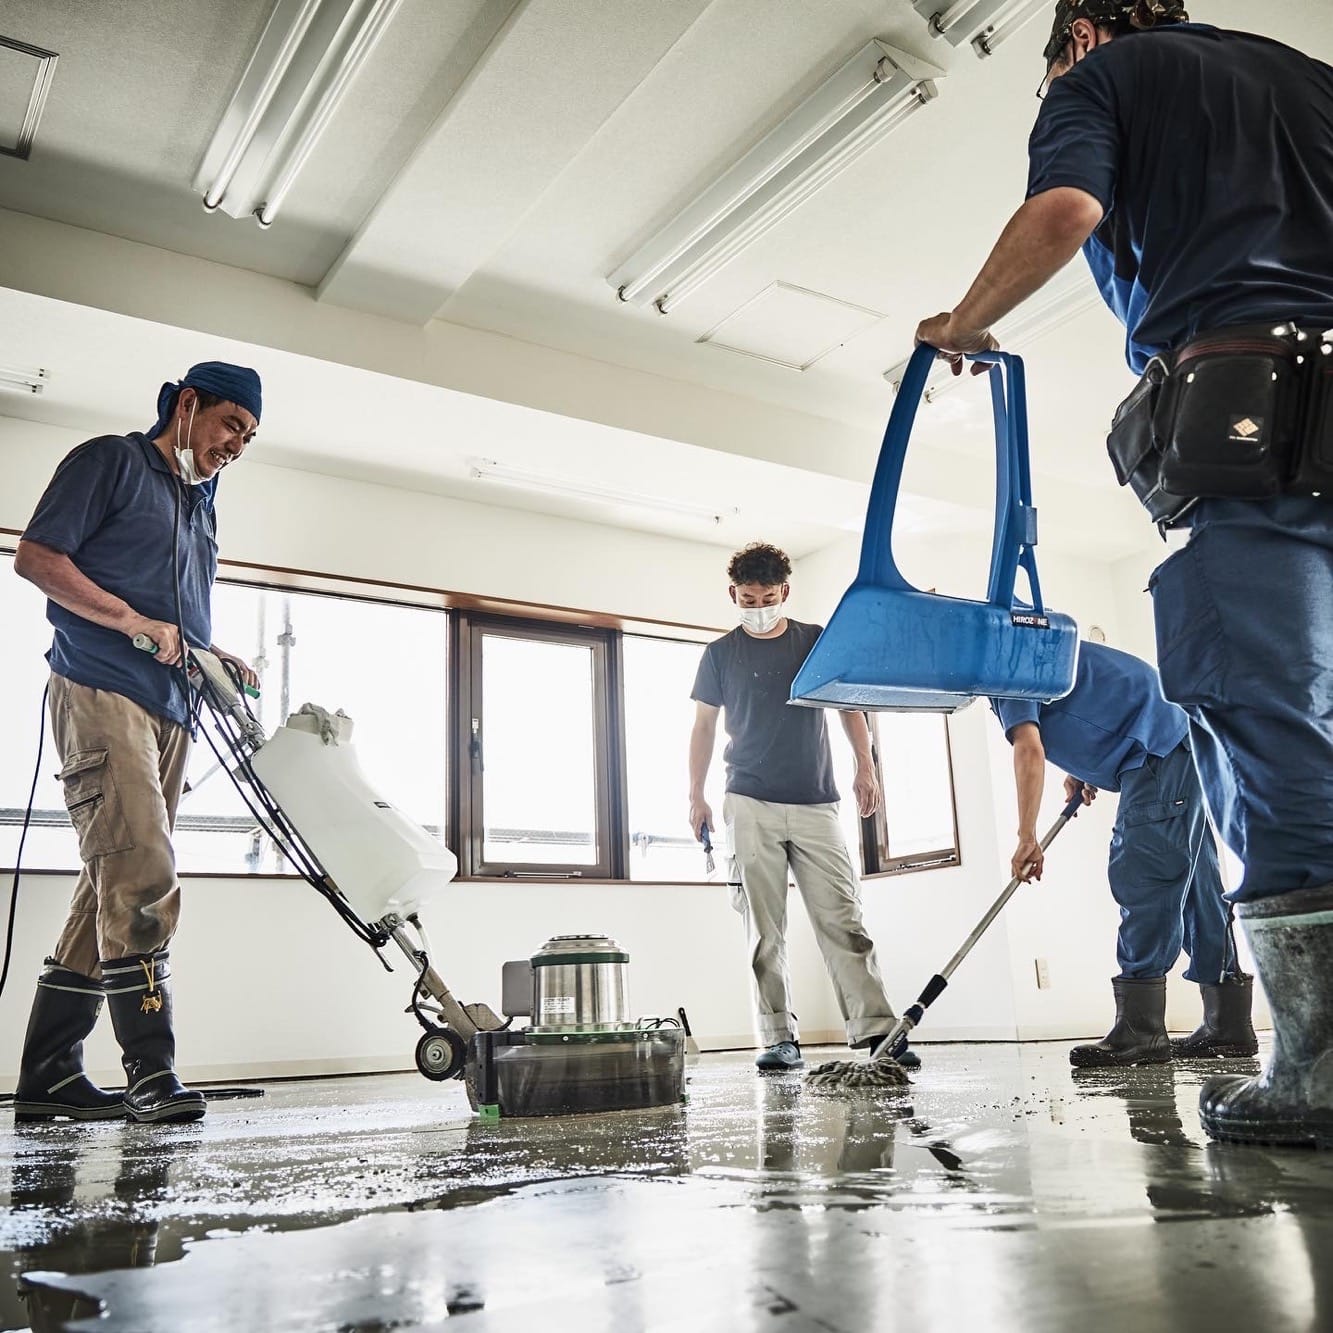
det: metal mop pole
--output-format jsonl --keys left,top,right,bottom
{"left": 810, "top": 789, "right": 1082, "bottom": 1082}
{"left": 875, "top": 790, "right": 1086, "bottom": 1061}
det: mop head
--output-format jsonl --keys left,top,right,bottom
{"left": 805, "top": 1053, "right": 912, "bottom": 1090}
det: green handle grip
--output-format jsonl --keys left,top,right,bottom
{"left": 132, "top": 634, "right": 260, "bottom": 697}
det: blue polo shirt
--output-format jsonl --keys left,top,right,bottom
{"left": 22, "top": 433, "right": 219, "bottom": 727}
{"left": 989, "top": 642, "right": 1186, "bottom": 792}
{"left": 1027, "top": 25, "right": 1333, "bottom": 373}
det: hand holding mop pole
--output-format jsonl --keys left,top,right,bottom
{"left": 807, "top": 790, "right": 1086, "bottom": 1089}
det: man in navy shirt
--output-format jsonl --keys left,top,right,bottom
{"left": 993, "top": 641, "right": 1247, "bottom": 1067}
{"left": 916, "top": 3, "right": 1333, "bottom": 1147}
{"left": 12, "top": 362, "right": 261, "bottom": 1125}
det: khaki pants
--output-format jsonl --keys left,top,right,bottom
{"left": 723, "top": 793, "right": 895, "bottom": 1047}
{"left": 48, "top": 675, "right": 190, "bottom": 979}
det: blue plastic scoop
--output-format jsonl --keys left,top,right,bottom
{"left": 790, "top": 345, "right": 1078, "bottom": 712}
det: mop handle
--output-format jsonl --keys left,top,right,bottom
{"left": 881, "top": 791, "right": 1085, "bottom": 1057}
{"left": 939, "top": 789, "right": 1085, "bottom": 982}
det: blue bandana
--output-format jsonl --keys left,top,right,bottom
{"left": 148, "top": 361, "right": 263, "bottom": 439}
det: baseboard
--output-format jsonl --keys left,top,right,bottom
{"left": 699, "top": 1028, "right": 844, "bottom": 1053}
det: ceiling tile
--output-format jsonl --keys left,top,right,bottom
{"left": 698, "top": 282, "right": 883, "bottom": 371}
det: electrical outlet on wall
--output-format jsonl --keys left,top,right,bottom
{"left": 1034, "top": 958, "right": 1052, "bottom": 990}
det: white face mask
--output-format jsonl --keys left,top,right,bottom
{"left": 175, "top": 399, "right": 206, "bottom": 486}
{"left": 739, "top": 604, "right": 784, "bottom": 634}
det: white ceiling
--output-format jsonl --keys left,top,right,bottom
{"left": 1, "top": 0, "right": 1328, "bottom": 564}
{"left": 0, "top": 284, "right": 904, "bottom": 557}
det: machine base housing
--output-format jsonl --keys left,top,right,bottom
{"left": 465, "top": 1027, "right": 686, "bottom": 1118}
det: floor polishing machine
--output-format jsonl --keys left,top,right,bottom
{"left": 181, "top": 647, "right": 687, "bottom": 1118}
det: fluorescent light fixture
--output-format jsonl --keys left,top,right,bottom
{"left": 971, "top": 0, "right": 1051, "bottom": 56}
{"left": 911, "top": 0, "right": 1049, "bottom": 57}
{"left": 467, "top": 458, "right": 739, "bottom": 526}
{"left": 882, "top": 280, "right": 1103, "bottom": 402}
{"left": 195, "top": 0, "right": 404, "bottom": 228}
{"left": 0, "top": 35, "right": 58, "bottom": 161}
{"left": 0, "top": 365, "right": 48, "bottom": 394}
{"left": 609, "top": 41, "right": 943, "bottom": 314}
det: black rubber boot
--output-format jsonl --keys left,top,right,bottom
{"left": 1200, "top": 884, "right": 1333, "bottom": 1149}
{"left": 13, "top": 961, "right": 126, "bottom": 1122}
{"left": 1069, "top": 976, "right": 1172, "bottom": 1068}
{"left": 102, "top": 952, "right": 206, "bottom": 1125}
{"left": 1171, "top": 974, "right": 1259, "bottom": 1058}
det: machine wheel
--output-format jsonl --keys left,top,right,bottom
{"left": 415, "top": 1026, "right": 468, "bottom": 1082}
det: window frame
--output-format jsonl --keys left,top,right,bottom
{"left": 449, "top": 611, "right": 629, "bottom": 881}
{"left": 858, "top": 711, "right": 962, "bottom": 878}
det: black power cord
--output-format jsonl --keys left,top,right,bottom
{"left": 0, "top": 682, "right": 49, "bottom": 1004}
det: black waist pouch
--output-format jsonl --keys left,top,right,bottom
{"left": 1155, "top": 330, "right": 1304, "bottom": 499}
{"left": 1105, "top": 356, "right": 1189, "bottom": 526}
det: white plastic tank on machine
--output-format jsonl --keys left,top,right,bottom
{"left": 248, "top": 704, "right": 458, "bottom": 924}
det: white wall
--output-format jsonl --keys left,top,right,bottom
{"left": 0, "top": 415, "right": 843, "bottom": 1087}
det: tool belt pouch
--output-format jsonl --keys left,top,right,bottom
{"left": 1291, "top": 343, "right": 1333, "bottom": 494}
{"left": 1155, "top": 331, "right": 1303, "bottom": 500}
{"left": 1105, "top": 356, "right": 1187, "bottom": 526}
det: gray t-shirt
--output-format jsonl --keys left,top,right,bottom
{"left": 691, "top": 620, "right": 838, "bottom": 806}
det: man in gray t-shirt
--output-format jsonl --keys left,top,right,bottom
{"left": 689, "top": 542, "right": 911, "bottom": 1073}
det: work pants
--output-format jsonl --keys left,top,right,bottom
{"left": 1150, "top": 496, "right": 1333, "bottom": 902}
{"left": 723, "top": 793, "right": 895, "bottom": 1047}
{"left": 47, "top": 675, "right": 189, "bottom": 978}
{"left": 1109, "top": 740, "right": 1233, "bottom": 981}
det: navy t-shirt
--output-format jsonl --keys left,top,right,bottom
{"left": 1028, "top": 24, "right": 1333, "bottom": 373}
{"left": 989, "top": 642, "right": 1187, "bottom": 792}
{"left": 22, "top": 433, "right": 219, "bottom": 727}
{"left": 691, "top": 620, "right": 839, "bottom": 806}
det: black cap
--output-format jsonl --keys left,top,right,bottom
{"left": 1043, "top": 1, "right": 1189, "bottom": 66}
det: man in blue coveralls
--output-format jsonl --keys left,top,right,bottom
{"left": 916, "top": 2, "right": 1333, "bottom": 1147}
{"left": 12, "top": 363, "right": 261, "bottom": 1125}
{"left": 993, "top": 640, "right": 1250, "bottom": 1067}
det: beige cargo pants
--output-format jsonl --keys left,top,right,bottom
{"left": 723, "top": 793, "right": 896, "bottom": 1048}
{"left": 48, "top": 675, "right": 190, "bottom": 979}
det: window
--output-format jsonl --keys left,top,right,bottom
{"left": 0, "top": 552, "right": 447, "bottom": 876}
{"left": 0, "top": 551, "right": 79, "bottom": 870}
{"left": 181, "top": 581, "right": 448, "bottom": 874}
{"left": 860, "top": 713, "right": 961, "bottom": 875}
{"left": 451, "top": 616, "right": 619, "bottom": 879}
{"left": 2, "top": 545, "right": 960, "bottom": 884}
{"left": 622, "top": 634, "right": 723, "bottom": 883}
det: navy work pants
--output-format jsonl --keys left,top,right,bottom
{"left": 1150, "top": 497, "right": 1333, "bottom": 903}
{"left": 1109, "top": 740, "right": 1232, "bottom": 980}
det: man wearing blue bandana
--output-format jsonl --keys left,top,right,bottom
{"left": 914, "top": 3, "right": 1333, "bottom": 1148}
{"left": 11, "top": 362, "right": 262, "bottom": 1125}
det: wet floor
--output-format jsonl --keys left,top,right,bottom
{"left": 4, "top": 1042, "right": 1333, "bottom": 1332}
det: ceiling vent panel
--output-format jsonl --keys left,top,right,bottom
{"left": 0, "top": 36, "right": 57, "bottom": 160}
{"left": 698, "top": 282, "right": 883, "bottom": 371}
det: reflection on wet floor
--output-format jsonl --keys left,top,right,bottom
{"left": 3, "top": 1042, "right": 1333, "bottom": 1331}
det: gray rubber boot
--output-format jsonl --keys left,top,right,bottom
{"left": 1200, "top": 884, "right": 1333, "bottom": 1149}
{"left": 13, "top": 961, "right": 125, "bottom": 1122}
{"left": 1171, "top": 974, "right": 1259, "bottom": 1058}
{"left": 1070, "top": 976, "right": 1172, "bottom": 1068}
{"left": 102, "top": 952, "right": 206, "bottom": 1125}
